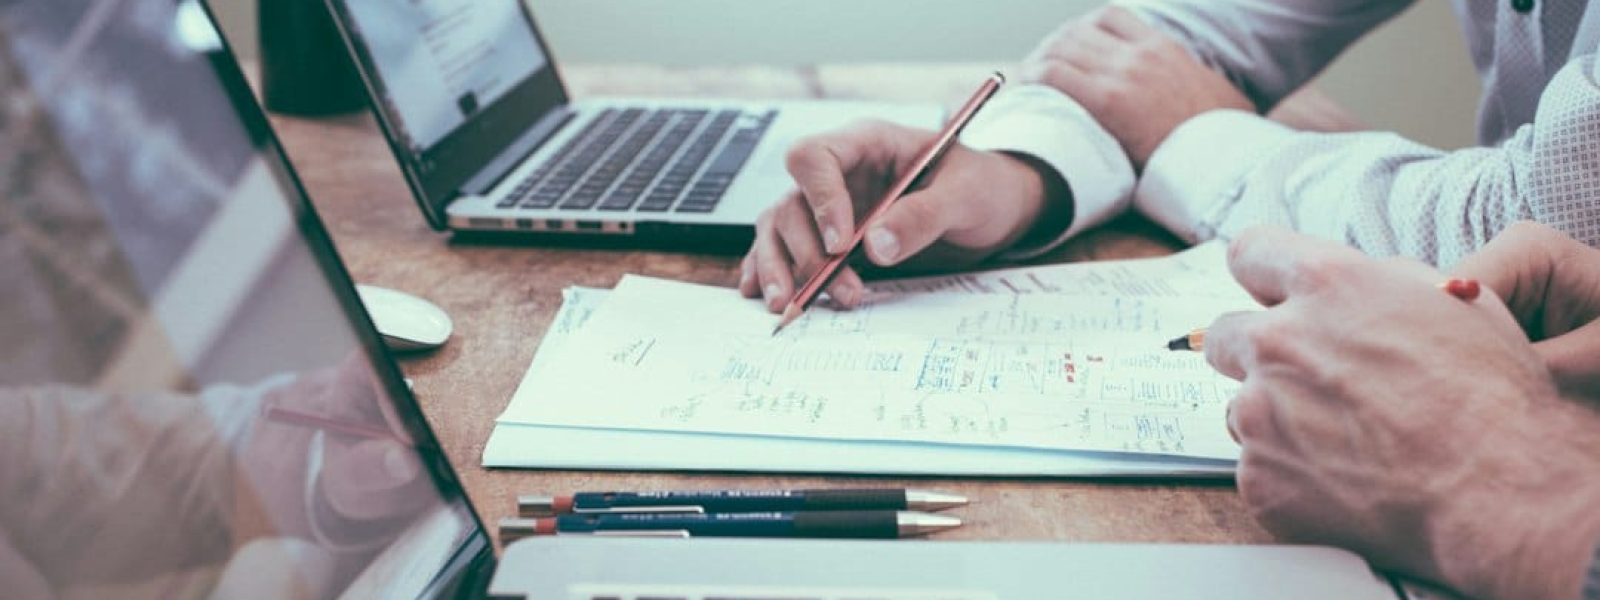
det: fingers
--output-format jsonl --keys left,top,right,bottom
{"left": 861, "top": 186, "right": 968, "bottom": 267}
{"left": 1037, "top": 24, "right": 1123, "bottom": 70}
{"left": 826, "top": 267, "right": 867, "bottom": 308}
{"left": 738, "top": 255, "right": 759, "bottom": 297}
{"left": 1023, "top": 60, "right": 1095, "bottom": 102}
{"left": 1452, "top": 221, "right": 1600, "bottom": 338}
{"left": 1203, "top": 311, "right": 1259, "bottom": 380}
{"left": 1533, "top": 319, "right": 1600, "bottom": 399}
{"left": 321, "top": 439, "right": 432, "bottom": 521}
{"left": 1451, "top": 221, "right": 1560, "bottom": 326}
{"left": 749, "top": 214, "right": 797, "bottom": 311}
{"left": 1226, "top": 226, "right": 1365, "bottom": 306}
{"left": 744, "top": 193, "right": 869, "bottom": 312}
{"left": 1093, "top": 6, "right": 1159, "bottom": 41}
{"left": 786, "top": 141, "right": 857, "bottom": 254}
{"left": 786, "top": 122, "right": 920, "bottom": 254}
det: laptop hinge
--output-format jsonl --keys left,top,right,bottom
{"left": 460, "top": 107, "right": 575, "bottom": 197}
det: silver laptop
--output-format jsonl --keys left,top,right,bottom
{"left": 321, "top": 0, "right": 941, "bottom": 247}
{"left": 0, "top": 2, "right": 1408, "bottom": 598}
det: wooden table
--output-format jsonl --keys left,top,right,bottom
{"left": 265, "top": 63, "right": 1362, "bottom": 549}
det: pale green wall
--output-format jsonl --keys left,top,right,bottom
{"left": 213, "top": 0, "right": 1479, "bottom": 148}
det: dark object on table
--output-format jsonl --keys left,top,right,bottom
{"left": 258, "top": 0, "right": 366, "bottom": 115}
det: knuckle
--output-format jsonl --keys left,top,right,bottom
{"left": 1233, "top": 455, "right": 1271, "bottom": 511}
{"left": 1230, "top": 390, "right": 1272, "bottom": 442}
{"left": 1288, "top": 254, "right": 1356, "bottom": 294}
{"left": 1244, "top": 318, "right": 1299, "bottom": 365}
{"left": 755, "top": 208, "right": 775, "bottom": 230}
{"left": 899, "top": 197, "right": 942, "bottom": 231}
{"left": 784, "top": 141, "right": 826, "bottom": 175}
{"left": 1042, "top": 64, "right": 1075, "bottom": 90}
{"left": 1227, "top": 229, "right": 1266, "bottom": 264}
{"left": 1093, "top": 6, "right": 1124, "bottom": 26}
{"left": 1097, "top": 82, "right": 1129, "bottom": 107}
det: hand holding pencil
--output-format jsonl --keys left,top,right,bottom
{"left": 770, "top": 73, "right": 1006, "bottom": 334}
{"left": 741, "top": 73, "right": 1072, "bottom": 318}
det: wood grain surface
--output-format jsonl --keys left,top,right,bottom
{"left": 260, "top": 63, "right": 1364, "bottom": 549}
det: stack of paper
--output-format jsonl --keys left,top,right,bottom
{"left": 485, "top": 244, "right": 1259, "bottom": 477}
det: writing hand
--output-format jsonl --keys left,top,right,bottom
{"left": 1021, "top": 7, "right": 1252, "bottom": 171}
{"left": 1204, "top": 226, "right": 1600, "bottom": 600}
{"left": 741, "top": 120, "right": 1062, "bottom": 312}
{"left": 241, "top": 356, "right": 432, "bottom": 548}
{"left": 1451, "top": 221, "right": 1600, "bottom": 399}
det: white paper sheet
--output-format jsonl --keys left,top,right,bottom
{"left": 498, "top": 245, "right": 1256, "bottom": 461}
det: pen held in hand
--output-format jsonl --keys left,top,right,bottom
{"left": 771, "top": 72, "right": 1007, "bottom": 336}
{"left": 1164, "top": 278, "right": 1482, "bottom": 353}
{"left": 264, "top": 405, "right": 402, "bottom": 442}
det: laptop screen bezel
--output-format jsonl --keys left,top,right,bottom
{"left": 199, "top": 1, "right": 499, "bottom": 592}
{"left": 321, "top": 0, "right": 571, "bottom": 230}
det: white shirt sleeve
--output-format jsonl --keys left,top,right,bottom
{"left": 1137, "top": 54, "right": 1600, "bottom": 268}
{"left": 960, "top": 83, "right": 1136, "bottom": 259}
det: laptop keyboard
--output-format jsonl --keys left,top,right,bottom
{"left": 495, "top": 107, "right": 776, "bottom": 215}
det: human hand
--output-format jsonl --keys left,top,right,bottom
{"left": 1204, "top": 227, "right": 1600, "bottom": 600}
{"left": 1021, "top": 7, "right": 1252, "bottom": 170}
{"left": 1452, "top": 221, "right": 1600, "bottom": 399}
{"left": 239, "top": 356, "right": 433, "bottom": 549}
{"left": 740, "top": 120, "right": 1066, "bottom": 312}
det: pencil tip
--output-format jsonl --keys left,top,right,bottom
{"left": 771, "top": 305, "right": 801, "bottom": 337}
{"left": 1165, "top": 336, "right": 1191, "bottom": 352}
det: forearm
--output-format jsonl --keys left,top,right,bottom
{"left": 0, "top": 386, "right": 246, "bottom": 581}
{"left": 1113, "top": 0, "right": 1415, "bottom": 110}
{"left": 1136, "top": 55, "right": 1600, "bottom": 268}
{"left": 961, "top": 84, "right": 1135, "bottom": 259}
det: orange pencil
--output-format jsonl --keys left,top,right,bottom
{"left": 1165, "top": 277, "right": 1482, "bottom": 352}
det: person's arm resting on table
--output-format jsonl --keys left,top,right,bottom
{"left": 1034, "top": 0, "right": 1600, "bottom": 267}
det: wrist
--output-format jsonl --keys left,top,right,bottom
{"left": 1433, "top": 423, "right": 1600, "bottom": 599}
{"left": 1498, "top": 483, "right": 1600, "bottom": 600}
{"left": 994, "top": 150, "right": 1073, "bottom": 253}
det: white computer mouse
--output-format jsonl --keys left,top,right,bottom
{"left": 355, "top": 284, "right": 453, "bottom": 352}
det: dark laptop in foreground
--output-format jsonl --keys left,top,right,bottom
{"left": 0, "top": 1, "right": 1410, "bottom": 598}
{"left": 321, "top": 0, "right": 941, "bottom": 248}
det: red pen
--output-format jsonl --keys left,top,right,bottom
{"left": 771, "top": 72, "right": 1007, "bottom": 336}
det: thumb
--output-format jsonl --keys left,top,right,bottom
{"left": 320, "top": 439, "right": 432, "bottom": 521}
{"left": 860, "top": 188, "right": 965, "bottom": 266}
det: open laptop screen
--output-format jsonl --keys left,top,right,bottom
{"left": 327, "top": 0, "right": 568, "bottom": 227}
{"left": 0, "top": 0, "right": 490, "bottom": 597}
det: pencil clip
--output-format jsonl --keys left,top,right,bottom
{"left": 575, "top": 505, "right": 706, "bottom": 515}
{"left": 585, "top": 530, "right": 693, "bottom": 538}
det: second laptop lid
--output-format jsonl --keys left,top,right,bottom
{"left": 0, "top": 0, "right": 493, "bottom": 596}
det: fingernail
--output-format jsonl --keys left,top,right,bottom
{"left": 822, "top": 227, "right": 842, "bottom": 253}
{"left": 834, "top": 285, "right": 858, "bottom": 307}
{"left": 764, "top": 283, "right": 783, "bottom": 307}
{"left": 867, "top": 227, "right": 899, "bottom": 263}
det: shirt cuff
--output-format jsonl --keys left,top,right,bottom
{"left": 1135, "top": 109, "right": 1295, "bottom": 243}
{"left": 960, "top": 83, "right": 1136, "bottom": 260}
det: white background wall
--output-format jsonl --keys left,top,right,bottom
{"left": 212, "top": 0, "right": 1480, "bottom": 149}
